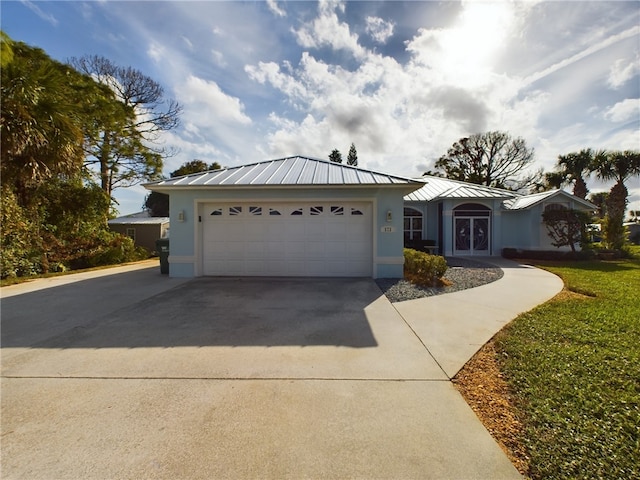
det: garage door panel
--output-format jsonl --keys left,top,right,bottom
{"left": 325, "top": 242, "right": 347, "bottom": 256}
{"left": 203, "top": 202, "right": 372, "bottom": 277}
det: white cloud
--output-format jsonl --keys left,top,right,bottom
{"left": 405, "top": 2, "right": 519, "bottom": 90}
{"left": 245, "top": 2, "right": 553, "bottom": 177}
{"left": 292, "top": 0, "right": 365, "bottom": 59}
{"left": 177, "top": 75, "right": 252, "bottom": 126}
{"left": 524, "top": 25, "right": 640, "bottom": 87}
{"left": 365, "top": 16, "right": 394, "bottom": 44}
{"left": 181, "top": 35, "right": 193, "bottom": 50}
{"left": 608, "top": 55, "right": 640, "bottom": 89}
{"left": 211, "top": 49, "right": 227, "bottom": 67}
{"left": 266, "top": 0, "right": 286, "bottom": 18}
{"left": 147, "top": 42, "right": 165, "bottom": 63}
{"left": 604, "top": 98, "right": 640, "bottom": 123}
{"left": 21, "top": 0, "right": 58, "bottom": 26}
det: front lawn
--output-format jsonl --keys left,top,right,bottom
{"left": 495, "top": 252, "right": 640, "bottom": 479}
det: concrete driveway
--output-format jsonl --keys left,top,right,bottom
{"left": 1, "top": 262, "right": 521, "bottom": 479}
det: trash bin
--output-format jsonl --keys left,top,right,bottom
{"left": 156, "top": 238, "right": 170, "bottom": 274}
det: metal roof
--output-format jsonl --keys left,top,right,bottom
{"left": 404, "top": 175, "right": 519, "bottom": 202}
{"left": 108, "top": 211, "right": 169, "bottom": 225}
{"left": 503, "top": 189, "right": 596, "bottom": 211}
{"left": 145, "top": 156, "right": 424, "bottom": 189}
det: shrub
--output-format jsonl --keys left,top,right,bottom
{"left": 403, "top": 248, "right": 448, "bottom": 286}
{"left": 501, "top": 248, "right": 593, "bottom": 261}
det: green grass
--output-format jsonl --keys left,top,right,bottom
{"left": 496, "top": 252, "right": 640, "bottom": 479}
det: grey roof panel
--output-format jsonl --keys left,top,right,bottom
{"left": 145, "top": 156, "right": 422, "bottom": 189}
{"left": 405, "top": 176, "right": 519, "bottom": 202}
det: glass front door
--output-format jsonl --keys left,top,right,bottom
{"left": 454, "top": 217, "right": 490, "bottom": 255}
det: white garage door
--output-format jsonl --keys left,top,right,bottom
{"left": 202, "top": 202, "right": 373, "bottom": 276}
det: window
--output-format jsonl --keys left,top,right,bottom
{"left": 330, "top": 206, "right": 344, "bottom": 215}
{"left": 310, "top": 206, "right": 323, "bottom": 215}
{"left": 291, "top": 208, "right": 303, "bottom": 216}
{"left": 404, "top": 207, "right": 423, "bottom": 241}
{"left": 249, "top": 206, "right": 262, "bottom": 215}
{"left": 351, "top": 208, "right": 364, "bottom": 216}
{"left": 269, "top": 208, "right": 281, "bottom": 216}
{"left": 125, "top": 228, "right": 136, "bottom": 241}
{"left": 453, "top": 203, "right": 491, "bottom": 217}
{"left": 229, "top": 206, "right": 242, "bottom": 216}
{"left": 544, "top": 202, "right": 569, "bottom": 211}
{"left": 210, "top": 208, "right": 222, "bottom": 216}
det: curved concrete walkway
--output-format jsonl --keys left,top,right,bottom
{"left": 394, "top": 257, "right": 564, "bottom": 378}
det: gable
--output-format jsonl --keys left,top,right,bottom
{"left": 504, "top": 190, "right": 596, "bottom": 211}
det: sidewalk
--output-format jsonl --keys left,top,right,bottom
{"left": 394, "top": 256, "right": 564, "bottom": 378}
{"left": 1, "top": 259, "right": 164, "bottom": 298}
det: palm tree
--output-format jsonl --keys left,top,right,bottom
{"left": 0, "top": 40, "right": 98, "bottom": 205}
{"left": 593, "top": 150, "right": 640, "bottom": 249}
{"left": 546, "top": 149, "right": 603, "bottom": 199}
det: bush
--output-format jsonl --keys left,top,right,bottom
{"left": 403, "top": 248, "right": 448, "bottom": 286}
{"left": 67, "top": 231, "right": 149, "bottom": 270}
{"left": 502, "top": 248, "right": 594, "bottom": 261}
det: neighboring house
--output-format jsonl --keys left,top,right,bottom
{"left": 625, "top": 222, "right": 640, "bottom": 244}
{"left": 108, "top": 211, "right": 170, "bottom": 253}
{"left": 144, "top": 156, "right": 595, "bottom": 278}
{"left": 404, "top": 177, "right": 596, "bottom": 256}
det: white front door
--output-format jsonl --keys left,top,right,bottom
{"left": 454, "top": 217, "right": 490, "bottom": 255}
{"left": 201, "top": 202, "right": 373, "bottom": 276}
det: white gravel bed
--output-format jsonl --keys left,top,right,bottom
{"left": 375, "top": 257, "right": 504, "bottom": 303}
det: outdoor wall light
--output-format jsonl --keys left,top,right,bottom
{"left": 386, "top": 210, "right": 392, "bottom": 222}
{"left": 177, "top": 210, "right": 185, "bottom": 222}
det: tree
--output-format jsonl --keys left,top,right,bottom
{"left": 542, "top": 208, "right": 591, "bottom": 253}
{"left": 593, "top": 150, "right": 640, "bottom": 249}
{"left": 170, "top": 159, "right": 221, "bottom": 177}
{"left": 329, "top": 149, "right": 342, "bottom": 163}
{"left": 144, "top": 159, "right": 222, "bottom": 216}
{"left": 1, "top": 39, "right": 102, "bottom": 205}
{"left": 347, "top": 143, "right": 358, "bottom": 166}
{"left": 545, "top": 149, "right": 605, "bottom": 199}
{"left": 1, "top": 31, "right": 14, "bottom": 68}
{"left": 0, "top": 36, "right": 149, "bottom": 277}
{"left": 589, "top": 192, "right": 609, "bottom": 220}
{"left": 70, "top": 55, "right": 182, "bottom": 202}
{"left": 434, "top": 131, "right": 540, "bottom": 191}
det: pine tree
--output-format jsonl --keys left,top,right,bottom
{"left": 347, "top": 143, "right": 358, "bottom": 166}
{"left": 329, "top": 149, "right": 342, "bottom": 163}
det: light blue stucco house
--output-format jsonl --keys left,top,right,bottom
{"left": 144, "top": 156, "right": 595, "bottom": 278}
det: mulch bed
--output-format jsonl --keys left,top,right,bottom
{"left": 452, "top": 340, "right": 530, "bottom": 476}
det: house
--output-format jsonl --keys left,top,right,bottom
{"left": 108, "top": 211, "right": 170, "bottom": 253}
{"left": 404, "top": 177, "right": 596, "bottom": 256}
{"left": 143, "top": 156, "right": 423, "bottom": 278}
{"left": 143, "top": 156, "right": 596, "bottom": 278}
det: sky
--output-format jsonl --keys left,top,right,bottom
{"left": 3, "top": 0, "right": 639, "bottom": 216}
